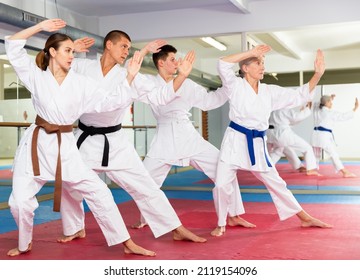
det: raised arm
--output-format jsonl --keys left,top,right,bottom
{"left": 308, "top": 49, "right": 325, "bottom": 92}
{"left": 9, "top": 18, "right": 66, "bottom": 40}
{"left": 126, "top": 50, "right": 143, "bottom": 85}
{"left": 139, "top": 39, "right": 167, "bottom": 58}
{"left": 173, "top": 50, "right": 195, "bottom": 92}
{"left": 74, "top": 37, "right": 95, "bottom": 53}
{"left": 220, "top": 44, "right": 271, "bottom": 63}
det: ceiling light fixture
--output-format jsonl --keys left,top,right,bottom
{"left": 201, "top": 37, "right": 227, "bottom": 51}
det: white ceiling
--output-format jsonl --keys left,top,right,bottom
{"left": 2, "top": 0, "right": 360, "bottom": 76}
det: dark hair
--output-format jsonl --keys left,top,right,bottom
{"left": 103, "top": 30, "right": 131, "bottom": 49}
{"left": 35, "top": 33, "right": 73, "bottom": 71}
{"left": 152, "top": 44, "right": 177, "bottom": 70}
{"left": 238, "top": 56, "right": 261, "bottom": 78}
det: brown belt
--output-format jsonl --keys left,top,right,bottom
{"left": 31, "top": 115, "right": 73, "bottom": 212}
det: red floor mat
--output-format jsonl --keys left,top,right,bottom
{"left": 0, "top": 169, "right": 12, "bottom": 180}
{"left": 1, "top": 199, "right": 360, "bottom": 260}
{"left": 196, "top": 163, "right": 360, "bottom": 187}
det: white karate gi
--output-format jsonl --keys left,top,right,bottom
{"left": 5, "top": 38, "right": 139, "bottom": 251}
{"left": 140, "top": 74, "right": 244, "bottom": 224}
{"left": 60, "top": 57, "right": 183, "bottom": 238}
{"left": 267, "top": 107, "right": 316, "bottom": 170}
{"left": 311, "top": 103, "right": 354, "bottom": 171}
{"left": 267, "top": 128, "right": 303, "bottom": 170}
{"left": 214, "top": 59, "right": 315, "bottom": 226}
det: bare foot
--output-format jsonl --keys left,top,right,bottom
{"left": 228, "top": 216, "right": 256, "bottom": 228}
{"left": 306, "top": 169, "right": 323, "bottom": 176}
{"left": 131, "top": 221, "right": 148, "bottom": 229}
{"left": 297, "top": 210, "right": 332, "bottom": 228}
{"left": 123, "top": 239, "right": 156, "bottom": 257}
{"left": 297, "top": 166, "right": 307, "bottom": 173}
{"left": 210, "top": 226, "right": 225, "bottom": 237}
{"left": 301, "top": 217, "right": 333, "bottom": 228}
{"left": 343, "top": 171, "right": 356, "bottom": 178}
{"left": 7, "top": 242, "right": 32, "bottom": 257}
{"left": 57, "top": 229, "right": 86, "bottom": 243}
{"left": 173, "top": 225, "right": 207, "bottom": 243}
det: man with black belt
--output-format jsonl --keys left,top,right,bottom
{"left": 58, "top": 31, "right": 206, "bottom": 243}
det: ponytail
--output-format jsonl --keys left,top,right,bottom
{"left": 35, "top": 49, "right": 49, "bottom": 70}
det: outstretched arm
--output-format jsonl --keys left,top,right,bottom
{"left": 308, "top": 49, "right": 325, "bottom": 92}
{"left": 74, "top": 37, "right": 95, "bottom": 53}
{"left": 9, "top": 18, "right": 66, "bottom": 40}
{"left": 139, "top": 39, "right": 167, "bottom": 58}
{"left": 173, "top": 50, "right": 195, "bottom": 92}
{"left": 220, "top": 44, "right": 271, "bottom": 63}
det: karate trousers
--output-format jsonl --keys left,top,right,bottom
{"left": 60, "top": 146, "right": 181, "bottom": 239}
{"left": 142, "top": 141, "right": 244, "bottom": 225}
{"left": 213, "top": 160, "right": 303, "bottom": 226}
{"left": 9, "top": 153, "right": 130, "bottom": 252}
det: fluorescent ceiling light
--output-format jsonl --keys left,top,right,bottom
{"left": 201, "top": 37, "right": 227, "bottom": 51}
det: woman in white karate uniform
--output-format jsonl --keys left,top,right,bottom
{"left": 311, "top": 94, "right": 358, "bottom": 177}
{"left": 5, "top": 19, "right": 155, "bottom": 257}
{"left": 58, "top": 31, "right": 206, "bottom": 243}
{"left": 212, "top": 45, "right": 332, "bottom": 236}
{"left": 133, "top": 45, "right": 254, "bottom": 232}
{"left": 267, "top": 103, "right": 320, "bottom": 175}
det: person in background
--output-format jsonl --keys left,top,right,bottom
{"left": 311, "top": 94, "right": 358, "bottom": 177}
{"left": 267, "top": 102, "right": 320, "bottom": 176}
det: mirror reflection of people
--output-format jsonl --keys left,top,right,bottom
{"left": 311, "top": 94, "right": 358, "bottom": 177}
{"left": 267, "top": 102, "right": 320, "bottom": 176}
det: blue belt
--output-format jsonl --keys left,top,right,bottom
{"left": 314, "top": 126, "right": 332, "bottom": 133}
{"left": 229, "top": 121, "right": 272, "bottom": 167}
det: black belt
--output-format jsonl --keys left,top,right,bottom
{"left": 268, "top": 125, "right": 274, "bottom": 129}
{"left": 76, "top": 120, "right": 122, "bottom": 167}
